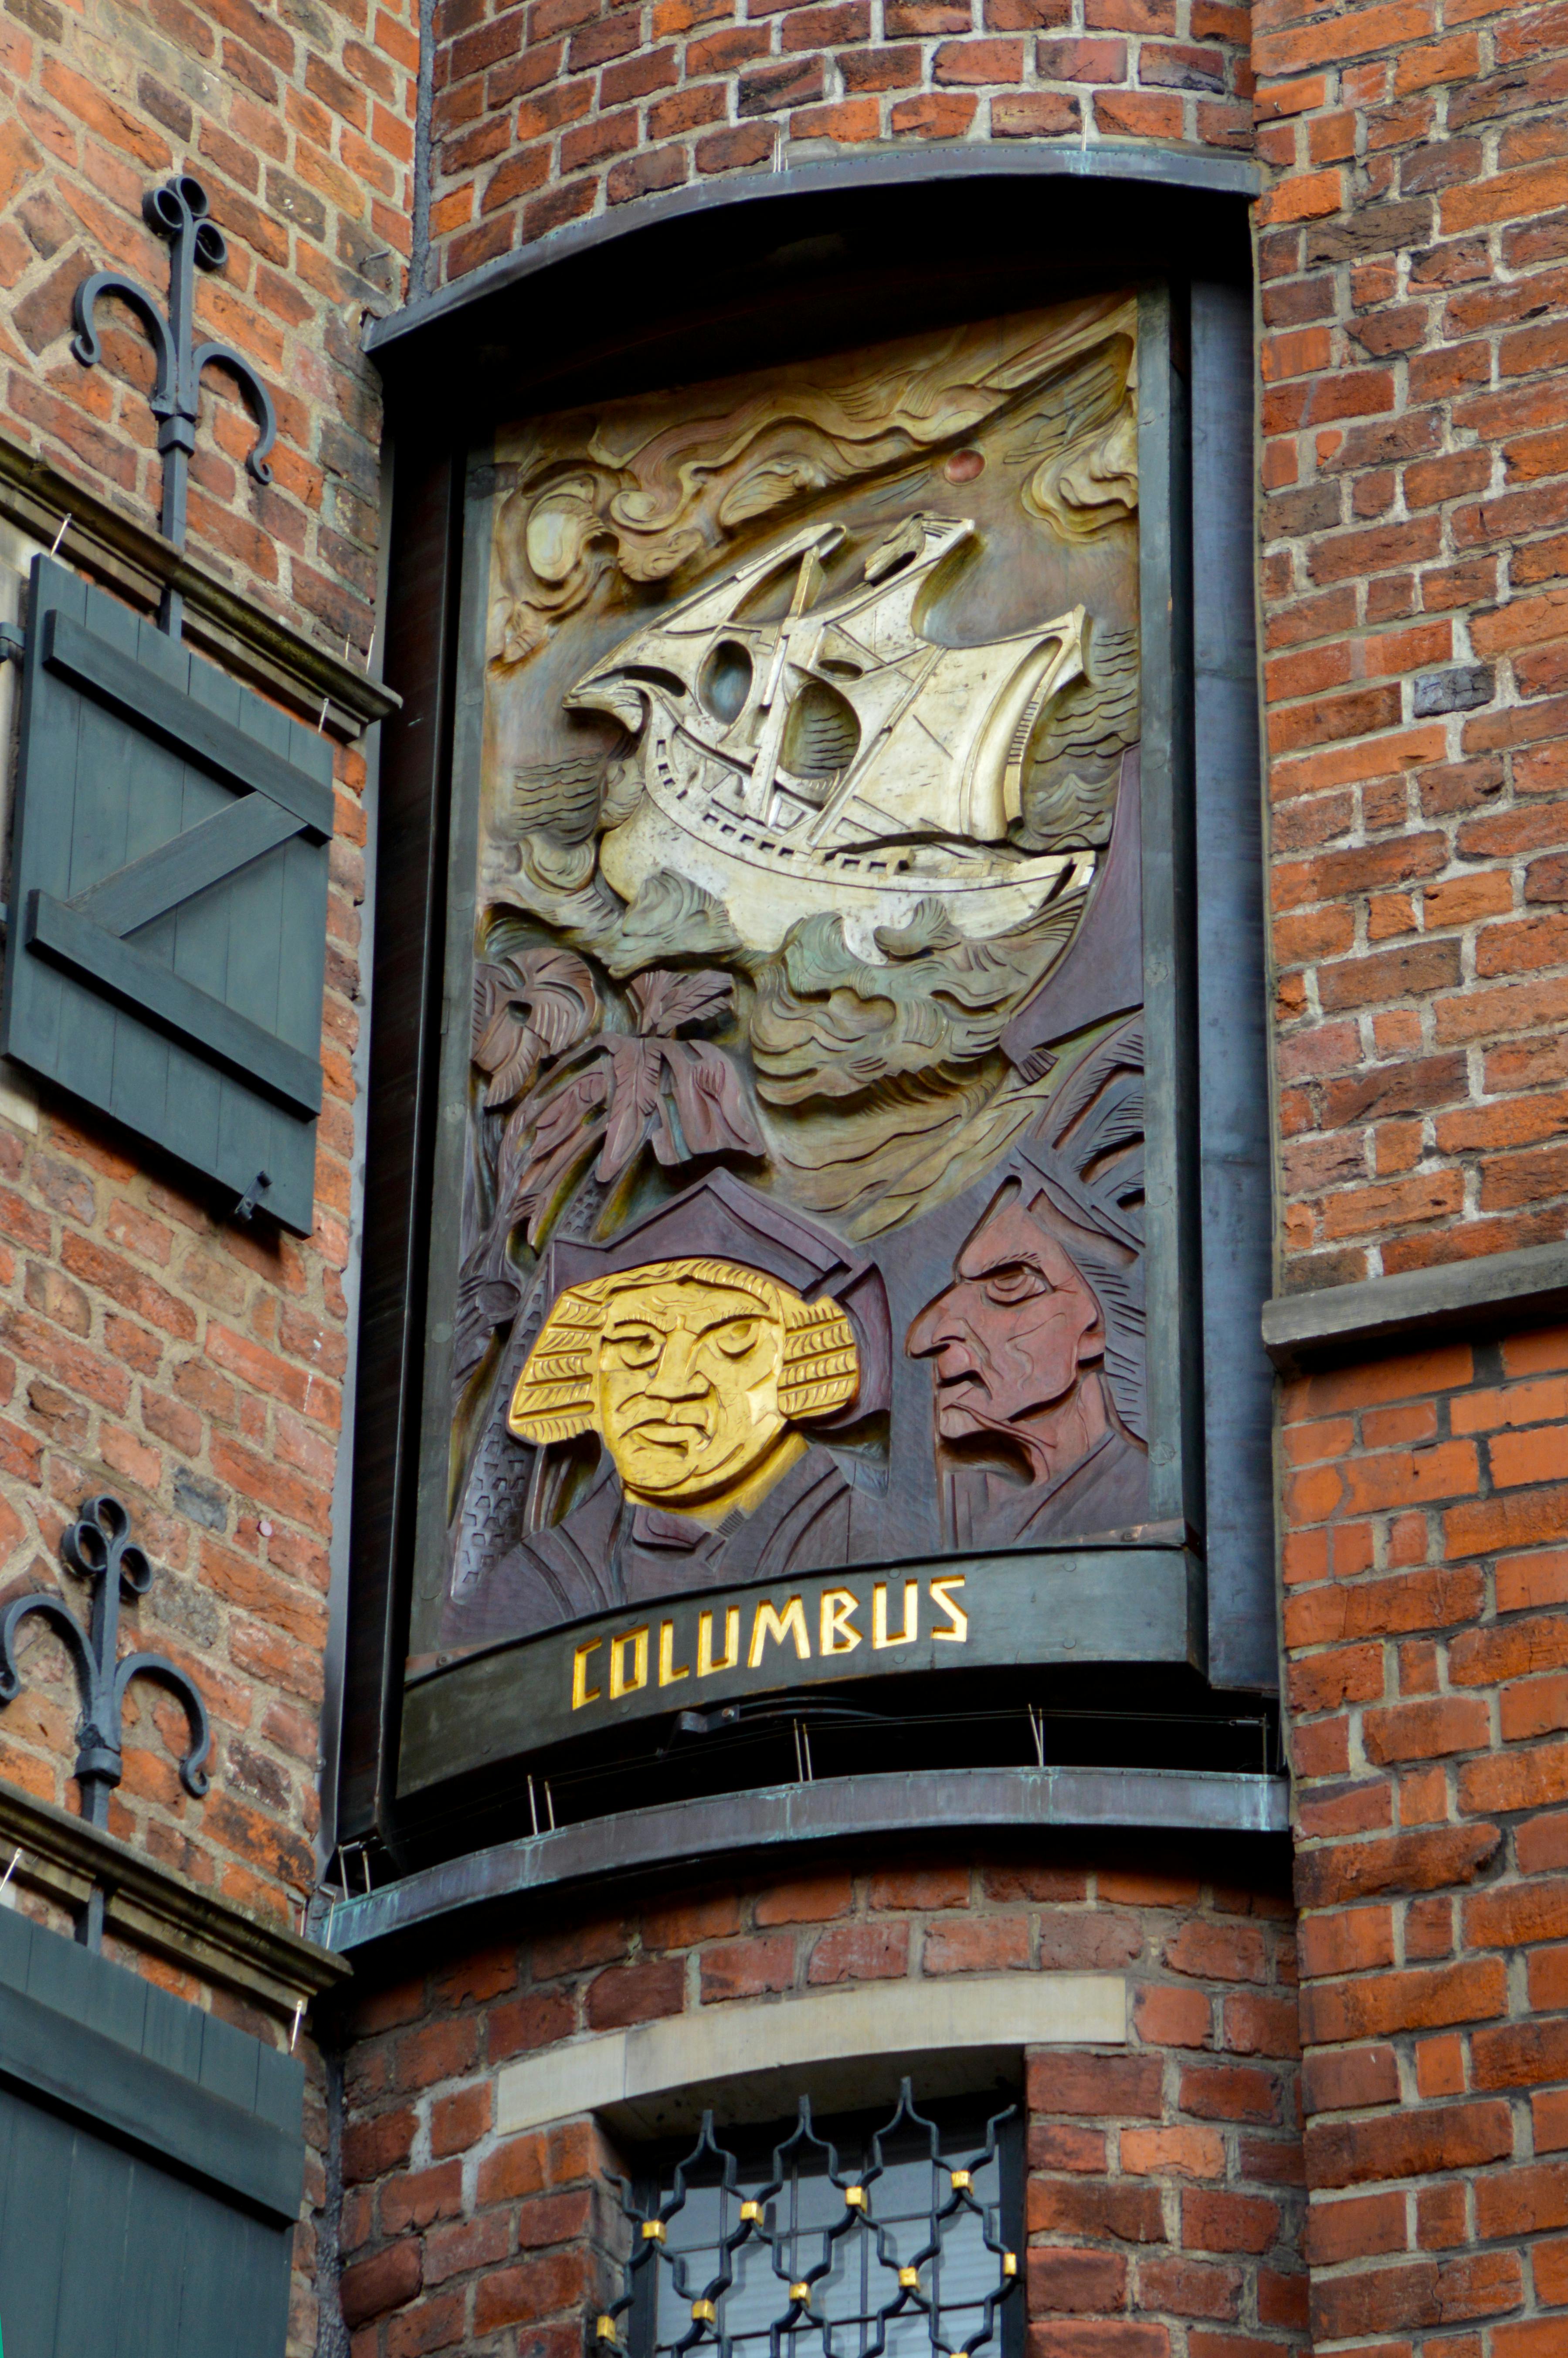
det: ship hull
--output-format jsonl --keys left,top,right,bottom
{"left": 600, "top": 729, "right": 1092, "bottom": 957}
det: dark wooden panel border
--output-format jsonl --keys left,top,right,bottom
{"left": 0, "top": 1909, "right": 302, "bottom": 2222}
{"left": 0, "top": 1984, "right": 301, "bottom": 2221}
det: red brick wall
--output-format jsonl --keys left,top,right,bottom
{"left": 428, "top": 0, "right": 1253, "bottom": 288}
{"left": 0, "top": 1106, "right": 350, "bottom": 1931}
{"left": 0, "top": 0, "right": 413, "bottom": 648}
{"left": 0, "top": 15, "right": 412, "bottom": 2358}
{"left": 0, "top": 0, "right": 405, "bottom": 1940}
{"left": 1283, "top": 1325, "right": 1568, "bottom": 2352}
{"left": 1257, "top": 0, "right": 1568, "bottom": 1289}
{"left": 334, "top": 1852, "right": 1305, "bottom": 2356}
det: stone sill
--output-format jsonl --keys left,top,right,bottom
{"left": 0, "top": 434, "right": 397, "bottom": 742}
{"left": 322, "top": 1765, "right": 1291, "bottom": 1954}
{"left": 0, "top": 1778, "right": 350, "bottom": 2023}
{"left": 1264, "top": 1239, "right": 1568, "bottom": 1375}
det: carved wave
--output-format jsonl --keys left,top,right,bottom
{"left": 750, "top": 887, "right": 1087, "bottom": 1106}
{"left": 489, "top": 298, "right": 1137, "bottom": 671}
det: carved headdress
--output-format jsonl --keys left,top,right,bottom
{"left": 1014, "top": 1015, "right": 1146, "bottom": 1439}
{"left": 509, "top": 1170, "right": 892, "bottom": 1444}
{"left": 509, "top": 1258, "right": 859, "bottom": 1445}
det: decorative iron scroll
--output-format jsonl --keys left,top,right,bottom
{"left": 598, "top": 2085, "right": 1018, "bottom": 2358}
{"left": 0, "top": 1494, "right": 209, "bottom": 1823}
{"left": 72, "top": 173, "right": 277, "bottom": 635}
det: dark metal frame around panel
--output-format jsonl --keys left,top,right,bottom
{"left": 399, "top": 1550, "right": 1204, "bottom": 1792}
{"left": 1136, "top": 282, "right": 1202, "bottom": 1541}
{"left": 406, "top": 448, "right": 497, "bottom": 1666}
{"left": 337, "top": 442, "right": 466, "bottom": 1844}
{"left": 1191, "top": 283, "right": 1276, "bottom": 1690}
{"left": 373, "top": 145, "right": 1260, "bottom": 362}
{"left": 339, "top": 180, "right": 1273, "bottom": 1853}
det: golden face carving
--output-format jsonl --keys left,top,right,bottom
{"left": 509, "top": 1258, "right": 859, "bottom": 1513}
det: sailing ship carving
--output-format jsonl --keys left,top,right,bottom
{"left": 441, "top": 301, "right": 1151, "bottom": 1645}
{"left": 570, "top": 513, "right": 1098, "bottom": 953}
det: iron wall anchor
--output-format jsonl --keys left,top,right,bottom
{"left": 0, "top": 1494, "right": 210, "bottom": 1944}
{"left": 71, "top": 174, "right": 277, "bottom": 637}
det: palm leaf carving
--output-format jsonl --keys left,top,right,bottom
{"left": 453, "top": 967, "right": 763, "bottom": 1394}
{"left": 472, "top": 948, "right": 599, "bottom": 1107}
{"left": 524, "top": 966, "right": 764, "bottom": 1222}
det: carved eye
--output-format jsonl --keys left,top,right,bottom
{"left": 712, "top": 1318, "right": 762, "bottom": 1357}
{"left": 981, "top": 1262, "right": 1050, "bottom": 1307}
{"left": 608, "top": 1327, "right": 662, "bottom": 1369}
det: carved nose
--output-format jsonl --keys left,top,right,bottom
{"left": 646, "top": 1333, "right": 705, "bottom": 1399}
{"left": 908, "top": 1289, "right": 966, "bottom": 1360}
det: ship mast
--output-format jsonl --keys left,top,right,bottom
{"left": 742, "top": 525, "right": 842, "bottom": 821}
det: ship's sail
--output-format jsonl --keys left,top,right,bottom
{"left": 568, "top": 513, "right": 1097, "bottom": 955}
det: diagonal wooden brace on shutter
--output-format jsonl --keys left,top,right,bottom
{"left": 1, "top": 558, "right": 336, "bottom": 1234}
{"left": 25, "top": 609, "right": 329, "bottom": 1116}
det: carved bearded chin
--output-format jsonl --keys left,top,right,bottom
{"left": 595, "top": 1280, "right": 791, "bottom": 1507}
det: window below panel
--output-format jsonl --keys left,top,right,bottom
{"left": 613, "top": 2087, "right": 1023, "bottom": 2358}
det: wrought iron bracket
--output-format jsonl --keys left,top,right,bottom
{"left": 0, "top": 1493, "right": 210, "bottom": 1857}
{"left": 71, "top": 174, "right": 276, "bottom": 636}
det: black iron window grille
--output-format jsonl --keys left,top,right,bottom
{"left": 601, "top": 2087, "right": 1020, "bottom": 2358}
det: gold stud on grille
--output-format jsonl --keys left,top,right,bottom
{"left": 949, "top": 2170, "right": 971, "bottom": 2192}
{"left": 641, "top": 2221, "right": 666, "bottom": 2243}
{"left": 596, "top": 2317, "right": 619, "bottom": 2344}
{"left": 740, "top": 2202, "right": 763, "bottom": 2224}
{"left": 692, "top": 2300, "right": 717, "bottom": 2324}
{"left": 790, "top": 2283, "right": 811, "bottom": 2305}
{"left": 845, "top": 2187, "right": 866, "bottom": 2209}
{"left": 1002, "top": 2253, "right": 1017, "bottom": 2278}
{"left": 898, "top": 2268, "right": 920, "bottom": 2290}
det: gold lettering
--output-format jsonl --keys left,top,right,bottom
{"left": 872, "top": 1579, "right": 918, "bottom": 1649}
{"left": 929, "top": 1575, "right": 968, "bottom": 1642}
{"left": 749, "top": 1595, "right": 811, "bottom": 1666}
{"left": 609, "top": 1625, "right": 649, "bottom": 1699}
{"left": 698, "top": 1606, "right": 740, "bottom": 1676}
{"left": 571, "top": 1639, "right": 602, "bottom": 1708}
{"left": 658, "top": 1621, "right": 691, "bottom": 1686}
{"left": 820, "top": 1588, "right": 862, "bottom": 1656}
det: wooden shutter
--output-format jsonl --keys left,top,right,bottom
{"left": 1, "top": 556, "right": 333, "bottom": 1236}
{"left": 0, "top": 1906, "right": 304, "bottom": 2358}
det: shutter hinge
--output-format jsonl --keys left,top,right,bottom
{"left": 234, "top": 1169, "right": 272, "bottom": 1222}
{"left": 0, "top": 623, "right": 24, "bottom": 663}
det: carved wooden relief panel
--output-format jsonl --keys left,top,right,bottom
{"left": 409, "top": 292, "right": 1189, "bottom": 1770}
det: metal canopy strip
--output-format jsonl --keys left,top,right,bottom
{"left": 367, "top": 144, "right": 1263, "bottom": 359}
{"left": 322, "top": 1765, "right": 1290, "bottom": 1953}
